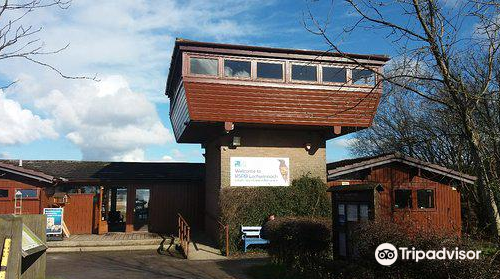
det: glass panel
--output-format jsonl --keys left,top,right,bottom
{"left": 257, "top": 62, "right": 283, "bottom": 79}
{"left": 135, "top": 188, "right": 150, "bottom": 231}
{"left": 352, "top": 69, "right": 375, "bottom": 85}
{"left": 190, "top": 57, "right": 218, "bottom": 76}
{"left": 292, "top": 64, "right": 317, "bottom": 81}
{"left": 224, "top": 60, "right": 251, "bottom": 78}
{"left": 347, "top": 204, "right": 358, "bottom": 222}
{"left": 0, "top": 189, "right": 8, "bottom": 198}
{"left": 18, "top": 189, "right": 38, "bottom": 198}
{"left": 394, "top": 189, "right": 412, "bottom": 209}
{"left": 323, "top": 66, "right": 347, "bottom": 83}
{"left": 360, "top": 204, "right": 369, "bottom": 220}
{"left": 338, "top": 204, "right": 345, "bottom": 224}
{"left": 417, "top": 189, "right": 435, "bottom": 209}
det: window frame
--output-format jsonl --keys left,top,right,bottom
{"left": 223, "top": 58, "right": 252, "bottom": 80}
{"left": 394, "top": 188, "right": 413, "bottom": 209}
{"left": 350, "top": 66, "right": 378, "bottom": 87}
{"left": 416, "top": 188, "right": 436, "bottom": 211}
{"left": 16, "top": 188, "right": 40, "bottom": 200}
{"left": 0, "top": 188, "right": 10, "bottom": 200}
{"left": 290, "top": 62, "right": 319, "bottom": 84}
{"left": 321, "top": 65, "right": 348, "bottom": 85}
{"left": 187, "top": 55, "right": 221, "bottom": 78}
{"left": 255, "top": 60, "right": 285, "bottom": 82}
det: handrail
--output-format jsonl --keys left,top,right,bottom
{"left": 206, "top": 213, "right": 229, "bottom": 257}
{"left": 178, "top": 213, "right": 190, "bottom": 258}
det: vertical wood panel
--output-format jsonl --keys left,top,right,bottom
{"left": 62, "top": 194, "right": 94, "bottom": 235}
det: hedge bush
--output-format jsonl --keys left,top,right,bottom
{"left": 219, "top": 175, "right": 331, "bottom": 254}
{"left": 330, "top": 220, "right": 500, "bottom": 279}
{"left": 263, "top": 216, "right": 332, "bottom": 278}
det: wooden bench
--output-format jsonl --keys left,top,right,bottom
{"left": 241, "top": 226, "right": 269, "bottom": 252}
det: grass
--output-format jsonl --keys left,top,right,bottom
{"left": 246, "top": 263, "right": 303, "bottom": 279}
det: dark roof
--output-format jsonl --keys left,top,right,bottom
{"left": 0, "top": 160, "right": 205, "bottom": 182}
{"left": 327, "top": 183, "right": 381, "bottom": 192}
{"left": 327, "top": 153, "right": 477, "bottom": 184}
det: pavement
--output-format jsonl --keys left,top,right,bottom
{"left": 46, "top": 250, "right": 268, "bottom": 279}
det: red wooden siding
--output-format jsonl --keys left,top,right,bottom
{"left": 0, "top": 179, "right": 44, "bottom": 215}
{"left": 170, "top": 85, "right": 191, "bottom": 141}
{"left": 148, "top": 182, "right": 204, "bottom": 234}
{"left": 62, "top": 194, "right": 95, "bottom": 235}
{"left": 184, "top": 82, "right": 381, "bottom": 128}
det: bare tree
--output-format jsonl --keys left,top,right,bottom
{"left": 305, "top": 0, "right": 500, "bottom": 237}
{"left": 0, "top": 0, "right": 96, "bottom": 89}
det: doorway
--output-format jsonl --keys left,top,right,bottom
{"left": 107, "top": 187, "right": 127, "bottom": 232}
{"left": 134, "top": 188, "right": 150, "bottom": 231}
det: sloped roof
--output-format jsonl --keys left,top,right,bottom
{"left": 327, "top": 153, "right": 476, "bottom": 184}
{"left": 0, "top": 160, "right": 205, "bottom": 182}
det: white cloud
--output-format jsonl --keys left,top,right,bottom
{"left": 0, "top": 91, "right": 58, "bottom": 145}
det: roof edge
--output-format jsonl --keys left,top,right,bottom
{"left": 0, "top": 162, "right": 59, "bottom": 183}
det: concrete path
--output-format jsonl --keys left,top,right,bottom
{"left": 46, "top": 251, "right": 268, "bottom": 279}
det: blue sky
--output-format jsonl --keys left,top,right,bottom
{"left": 0, "top": 0, "right": 397, "bottom": 163}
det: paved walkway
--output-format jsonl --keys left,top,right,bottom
{"left": 47, "top": 251, "right": 268, "bottom": 279}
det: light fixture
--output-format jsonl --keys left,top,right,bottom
{"left": 305, "top": 142, "right": 312, "bottom": 151}
{"left": 232, "top": 136, "right": 241, "bottom": 147}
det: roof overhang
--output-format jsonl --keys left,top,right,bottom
{"left": 328, "top": 154, "right": 477, "bottom": 185}
{"left": 0, "top": 162, "right": 64, "bottom": 184}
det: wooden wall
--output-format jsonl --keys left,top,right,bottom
{"left": 0, "top": 178, "right": 48, "bottom": 215}
{"left": 329, "top": 163, "right": 462, "bottom": 236}
{"left": 62, "top": 194, "right": 95, "bottom": 235}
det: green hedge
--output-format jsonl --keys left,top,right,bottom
{"left": 219, "top": 175, "right": 331, "bottom": 254}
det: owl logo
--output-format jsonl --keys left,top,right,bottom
{"left": 278, "top": 159, "right": 289, "bottom": 184}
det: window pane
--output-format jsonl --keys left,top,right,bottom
{"left": 224, "top": 60, "right": 251, "bottom": 78}
{"left": 394, "top": 189, "right": 412, "bottom": 209}
{"left": 0, "top": 189, "right": 8, "bottom": 198}
{"left": 190, "top": 57, "right": 218, "bottom": 76}
{"left": 338, "top": 204, "right": 345, "bottom": 224}
{"left": 347, "top": 204, "right": 358, "bottom": 221}
{"left": 352, "top": 69, "right": 375, "bottom": 85}
{"left": 18, "top": 189, "right": 38, "bottom": 198}
{"left": 292, "top": 64, "right": 317, "bottom": 81}
{"left": 417, "top": 189, "right": 435, "bottom": 209}
{"left": 360, "top": 204, "right": 369, "bottom": 220}
{"left": 323, "top": 67, "right": 347, "bottom": 83}
{"left": 257, "top": 62, "right": 283, "bottom": 79}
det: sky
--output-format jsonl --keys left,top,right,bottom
{"left": 0, "top": 0, "right": 398, "bottom": 163}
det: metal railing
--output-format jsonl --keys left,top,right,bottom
{"left": 178, "top": 213, "right": 190, "bottom": 258}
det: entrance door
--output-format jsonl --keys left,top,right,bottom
{"left": 134, "top": 188, "right": 150, "bottom": 231}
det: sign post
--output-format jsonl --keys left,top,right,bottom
{"left": 43, "top": 208, "right": 64, "bottom": 241}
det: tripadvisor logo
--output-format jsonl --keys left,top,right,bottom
{"left": 375, "top": 243, "right": 482, "bottom": 266}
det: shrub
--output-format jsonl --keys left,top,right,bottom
{"left": 330, "top": 220, "right": 500, "bottom": 279}
{"left": 219, "top": 175, "right": 331, "bottom": 254}
{"left": 263, "top": 216, "right": 332, "bottom": 278}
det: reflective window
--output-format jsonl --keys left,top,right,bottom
{"left": 257, "top": 62, "right": 283, "bottom": 80}
{"left": 338, "top": 204, "right": 345, "bottom": 224}
{"left": 292, "top": 64, "right": 317, "bottom": 81}
{"left": 224, "top": 60, "right": 251, "bottom": 78}
{"left": 360, "top": 204, "right": 369, "bottom": 221}
{"left": 323, "top": 66, "right": 347, "bottom": 83}
{"left": 18, "top": 189, "right": 38, "bottom": 198}
{"left": 347, "top": 204, "right": 358, "bottom": 221}
{"left": 394, "top": 189, "right": 412, "bottom": 209}
{"left": 417, "top": 189, "right": 435, "bottom": 209}
{"left": 190, "top": 57, "right": 218, "bottom": 76}
{"left": 0, "top": 189, "right": 8, "bottom": 198}
{"left": 352, "top": 69, "right": 376, "bottom": 85}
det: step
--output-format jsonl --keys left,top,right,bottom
{"left": 47, "top": 244, "right": 161, "bottom": 253}
{"left": 47, "top": 238, "right": 164, "bottom": 247}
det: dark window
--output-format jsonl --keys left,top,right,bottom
{"left": 352, "top": 69, "right": 375, "bottom": 85}
{"left": 292, "top": 64, "right": 317, "bottom": 81}
{"left": 0, "top": 189, "right": 8, "bottom": 198}
{"left": 394, "top": 189, "right": 412, "bottom": 209}
{"left": 417, "top": 189, "right": 435, "bottom": 209}
{"left": 17, "top": 189, "right": 38, "bottom": 198}
{"left": 323, "top": 66, "right": 347, "bottom": 83}
{"left": 257, "top": 62, "right": 283, "bottom": 80}
{"left": 224, "top": 60, "right": 251, "bottom": 78}
{"left": 190, "top": 57, "right": 218, "bottom": 76}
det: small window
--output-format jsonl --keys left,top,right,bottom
{"left": 417, "top": 189, "right": 435, "bottom": 209}
{"left": 352, "top": 69, "right": 376, "bottom": 85}
{"left": 338, "top": 204, "right": 346, "bottom": 224}
{"left": 257, "top": 62, "right": 283, "bottom": 80}
{"left": 291, "top": 64, "right": 317, "bottom": 81}
{"left": 323, "top": 66, "right": 347, "bottom": 83}
{"left": 347, "top": 204, "right": 358, "bottom": 221}
{"left": 17, "top": 189, "right": 38, "bottom": 198}
{"left": 190, "top": 57, "right": 218, "bottom": 76}
{"left": 0, "top": 189, "right": 8, "bottom": 198}
{"left": 360, "top": 204, "right": 369, "bottom": 221}
{"left": 224, "top": 60, "right": 251, "bottom": 78}
{"left": 394, "top": 189, "right": 412, "bottom": 209}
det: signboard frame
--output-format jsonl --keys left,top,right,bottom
{"left": 230, "top": 157, "right": 290, "bottom": 187}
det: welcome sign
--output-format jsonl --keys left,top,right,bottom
{"left": 230, "top": 157, "right": 290, "bottom": 186}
